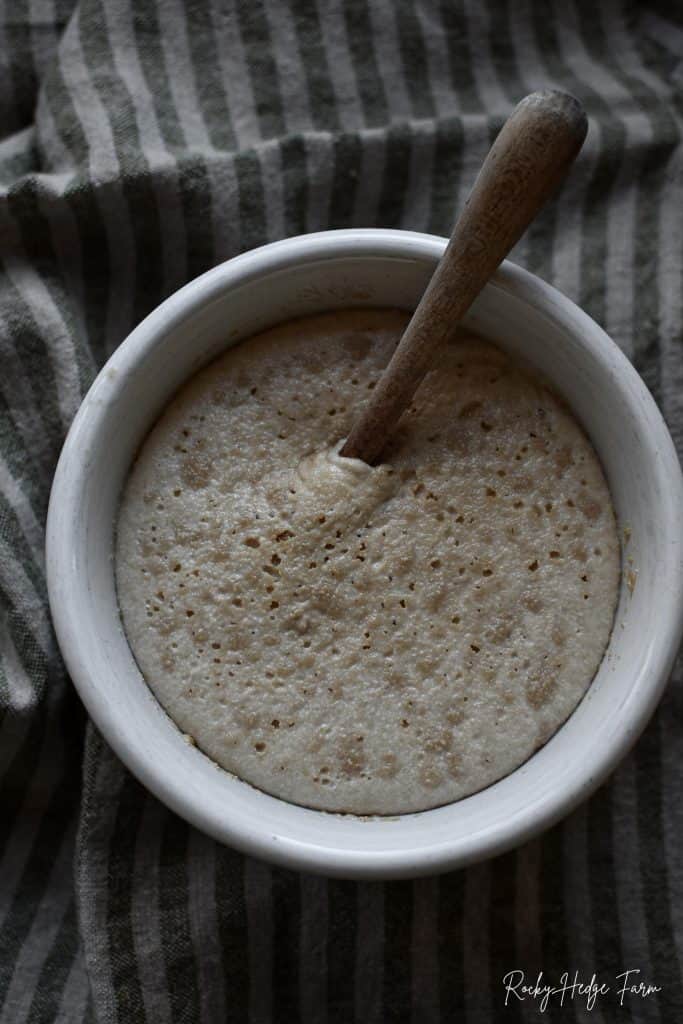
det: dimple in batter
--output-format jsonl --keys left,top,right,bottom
{"left": 115, "top": 309, "right": 620, "bottom": 815}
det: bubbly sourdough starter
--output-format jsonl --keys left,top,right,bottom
{"left": 116, "top": 309, "right": 620, "bottom": 814}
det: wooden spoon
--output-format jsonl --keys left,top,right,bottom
{"left": 340, "top": 89, "right": 588, "bottom": 465}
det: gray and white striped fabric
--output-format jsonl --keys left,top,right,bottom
{"left": 1, "top": 1, "right": 682, "bottom": 1021}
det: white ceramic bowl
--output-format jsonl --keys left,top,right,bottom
{"left": 46, "top": 229, "right": 683, "bottom": 879}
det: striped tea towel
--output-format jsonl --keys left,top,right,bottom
{"left": 1, "top": 1, "right": 682, "bottom": 1021}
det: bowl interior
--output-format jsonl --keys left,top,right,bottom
{"left": 47, "top": 230, "right": 683, "bottom": 878}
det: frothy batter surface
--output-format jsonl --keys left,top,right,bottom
{"left": 116, "top": 309, "right": 620, "bottom": 814}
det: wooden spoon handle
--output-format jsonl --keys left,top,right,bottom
{"left": 340, "top": 90, "right": 588, "bottom": 464}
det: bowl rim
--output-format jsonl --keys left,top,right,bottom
{"left": 46, "top": 228, "right": 683, "bottom": 877}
